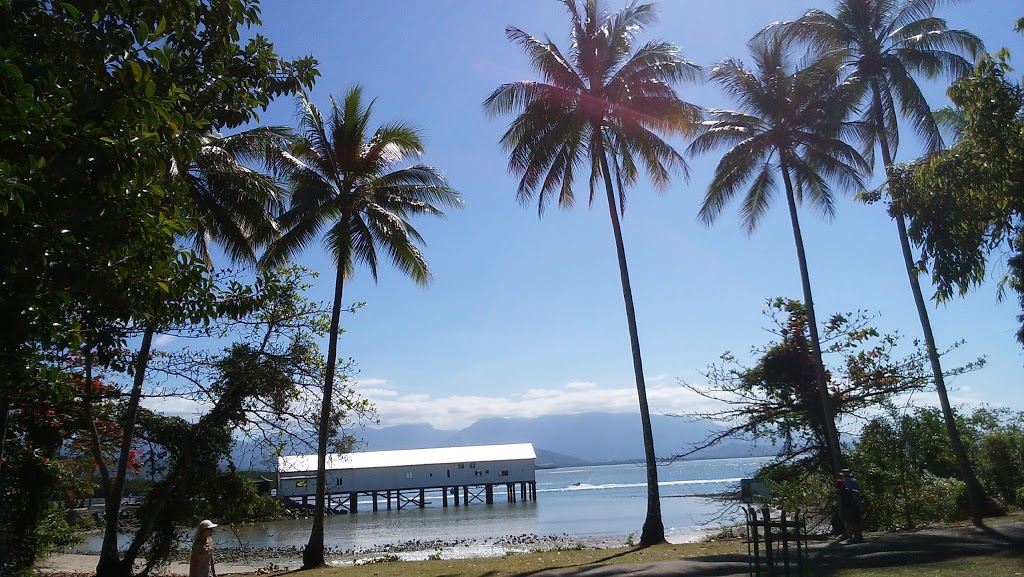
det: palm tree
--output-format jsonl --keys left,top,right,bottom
{"left": 261, "top": 86, "right": 461, "bottom": 568}
{"left": 483, "top": 0, "right": 700, "bottom": 546}
{"left": 177, "top": 128, "right": 294, "bottom": 266}
{"left": 777, "top": 0, "right": 999, "bottom": 520}
{"left": 688, "top": 35, "right": 869, "bottom": 475}
{"left": 96, "top": 127, "right": 292, "bottom": 577}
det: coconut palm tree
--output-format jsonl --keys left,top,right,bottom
{"left": 261, "top": 86, "right": 461, "bottom": 567}
{"left": 176, "top": 127, "right": 293, "bottom": 266}
{"left": 688, "top": 35, "right": 869, "bottom": 475}
{"left": 96, "top": 127, "right": 292, "bottom": 577}
{"left": 482, "top": 0, "right": 700, "bottom": 546}
{"left": 776, "top": 0, "right": 999, "bottom": 520}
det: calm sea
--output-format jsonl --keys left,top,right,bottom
{"left": 75, "top": 456, "right": 769, "bottom": 557}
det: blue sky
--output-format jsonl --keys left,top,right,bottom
{"left": 169, "top": 1, "right": 1024, "bottom": 431}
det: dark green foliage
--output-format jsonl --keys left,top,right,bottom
{"left": 682, "top": 298, "right": 942, "bottom": 464}
{"left": 967, "top": 409, "right": 1024, "bottom": 508}
{"left": 850, "top": 407, "right": 969, "bottom": 530}
{"left": 849, "top": 407, "right": 1024, "bottom": 530}
{"left": 889, "top": 46, "right": 1024, "bottom": 343}
{"left": 0, "top": 0, "right": 316, "bottom": 571}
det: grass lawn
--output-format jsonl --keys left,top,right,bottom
{"left": 830, "top": 555, "right": 1024, "bottom": 576}
{"left": 287, "top": 527, "right": 1024, "bottom": 577}
{"left": 295, "top": 540, "right": 746, "bottom": 577}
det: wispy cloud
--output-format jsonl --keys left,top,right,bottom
{"left": 358, "top": 378, "right": 728, "bottom": 430}
{"left": 152, "top": 334, "right": 177, "bottom": 348}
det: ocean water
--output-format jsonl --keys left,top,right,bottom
{"left": 75, "top": 456, "right": 769, "bottom": 557}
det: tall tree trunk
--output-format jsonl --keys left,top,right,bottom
{"left": 97, "top": 323, "right": 155, "bottom": 577}
{"left": 597, "top": 140, "right": 664, "bottom": 546}
{"left": 303, "top": 263, "right": 345, "bottom": 568}
{"left": 779, "top": 161, "right": 844, "bottom": 475}
{"left": 870, "top": 83, "right": 999, "bottom": 521}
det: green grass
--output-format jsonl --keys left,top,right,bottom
{"left": 295, "top": 540, "right": 745, "bottom": 577}
{"left": 831, "top": 555, "right": 1024, "bottom": 576}
{"left": 281, "top": 537, "right": 1024, "bottom": 577}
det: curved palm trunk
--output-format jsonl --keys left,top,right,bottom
{"left": 779, "top": 161, "right": 844, "bottom": 475}
{"left": 303, "top": 263, "right": 345, "bottom": 568}
{"left": 870, "top": 84, "right": 998, "bottom": 521}
{"left": 596, "top": 139, "right": 664, "bottom": 546}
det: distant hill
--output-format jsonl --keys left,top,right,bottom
{"left": 352, "top": 412, "right": 774, "bottom": 467}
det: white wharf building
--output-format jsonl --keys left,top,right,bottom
{"left": 276, "top": 443, "right": 537, "bottom": 512}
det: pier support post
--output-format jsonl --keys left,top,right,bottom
{"left": 419, "top": 488, "right": 425, "bottom": 508}
{"left": 349, "top": 492, "right": 358, "bottom": 513}
{"left": 485, "top": 484, "right": 493, "bottom": 504}
{"left": 372, "top": 491, "right": 378, "bottom": 512}
{"left": 463, "top": 486, "right": 469, "bottom": 506}
{"left": 387, "top": 490, "right": 392, "bottom": 510}
{"left": 443, "top": 487, "right": 448, "bottom": 507}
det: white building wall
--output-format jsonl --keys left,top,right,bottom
{"left": 278, "top": 457, "right": 535, "bottom": 498}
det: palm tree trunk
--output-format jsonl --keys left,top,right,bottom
{"left": 303, "top": 263, "right": 345, "bottom": 568}
{"left": 779, "top": 160, "right": 844, "bottom": 475}
{"left": 596, "top": 138, "right": 664, "bottom": 546}
{"left": 97, "top": 323, "right": 155, "bottom": 577}
{"left": 870, "top": 83, "right": 999, "bottom": 521}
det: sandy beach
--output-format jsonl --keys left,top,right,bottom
{"left": 35, "top": 532, "right": 656, "bottom": 576}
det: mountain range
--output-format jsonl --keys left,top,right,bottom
{"left": 351, "top": 412, "right": 775, "bottom": 467}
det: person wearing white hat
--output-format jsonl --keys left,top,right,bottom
{"left": 189, "top": 520, "right": 218, "bottom": 577}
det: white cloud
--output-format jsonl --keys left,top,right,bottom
{"left": 152, "top": 334, "right": 177, "bottom": 348}
{"left": 140, "top": 395, "right": 207, "bottom": 422}
{"left": 359, "top": 378, "right": 728, "bottom": 430}
{"left": 564, "top": 381, "right": 599, "bottom": 390}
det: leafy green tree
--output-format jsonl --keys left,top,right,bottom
{"left": 687, "top": 35, "right": 868, "bottom": 474}
{"left": 852, "top": 407, "right": 968, "bottom": 529}
{"left": 969, "top": 409, "right": 1024, "bottom": 507}
{"left": 681, "top": 298, "right": 974, "bottom": 534}
{"left": 262, "top": 86, "right": 460, "bottom": 567}
{"left": 851, "top": 406, "right": 1023, "bottom": 529}
{"left": 482, "top": 0, "right": 700, "bottom": 546}
{"left": 102, "top": 267, "right": 372, "bottom": 576}
{"left": 778, "top": 0, "right": 997, "bottom": 519}
{"left": 0, "top": 1, "right": 316, "bottom": 573}
{"left": 889, "top": 49, "right": 1024, "bottom": 338}
{"left": 680, "top": 299, "right": 946, "bottom": 462}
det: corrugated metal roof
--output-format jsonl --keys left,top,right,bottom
{"left": 277, "top": 443, "right": 536, "bottom": 473}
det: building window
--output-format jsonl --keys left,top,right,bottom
{"left": 447, "top": 470, "right": 451, "bottom": 478}
{"left": 500, "top": 470, "right": 509, "bottom": 477}
{"left": 475, "top": 470, "right": 483, "bottom": 477}
{"left": 458, "top": 464, "right": 465, "bottom": 469}
{"left": 469, "top": 463, "right": 476, "bottom": 468}
{"left": 406, "top": 472, "right": 414, "bottom": 479}
{"left": 335, "top": 478, "right": 343, "bottom": 486}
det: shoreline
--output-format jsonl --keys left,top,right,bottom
{"left": 39, "top": 529, "right": 716, "bottom": 575}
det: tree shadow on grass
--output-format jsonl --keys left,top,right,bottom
{"left": 808, "top": 522, "right": 1024, "bottom": 576}
{"left": 508, "top": 550, "right": 751, "bottom": 577}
